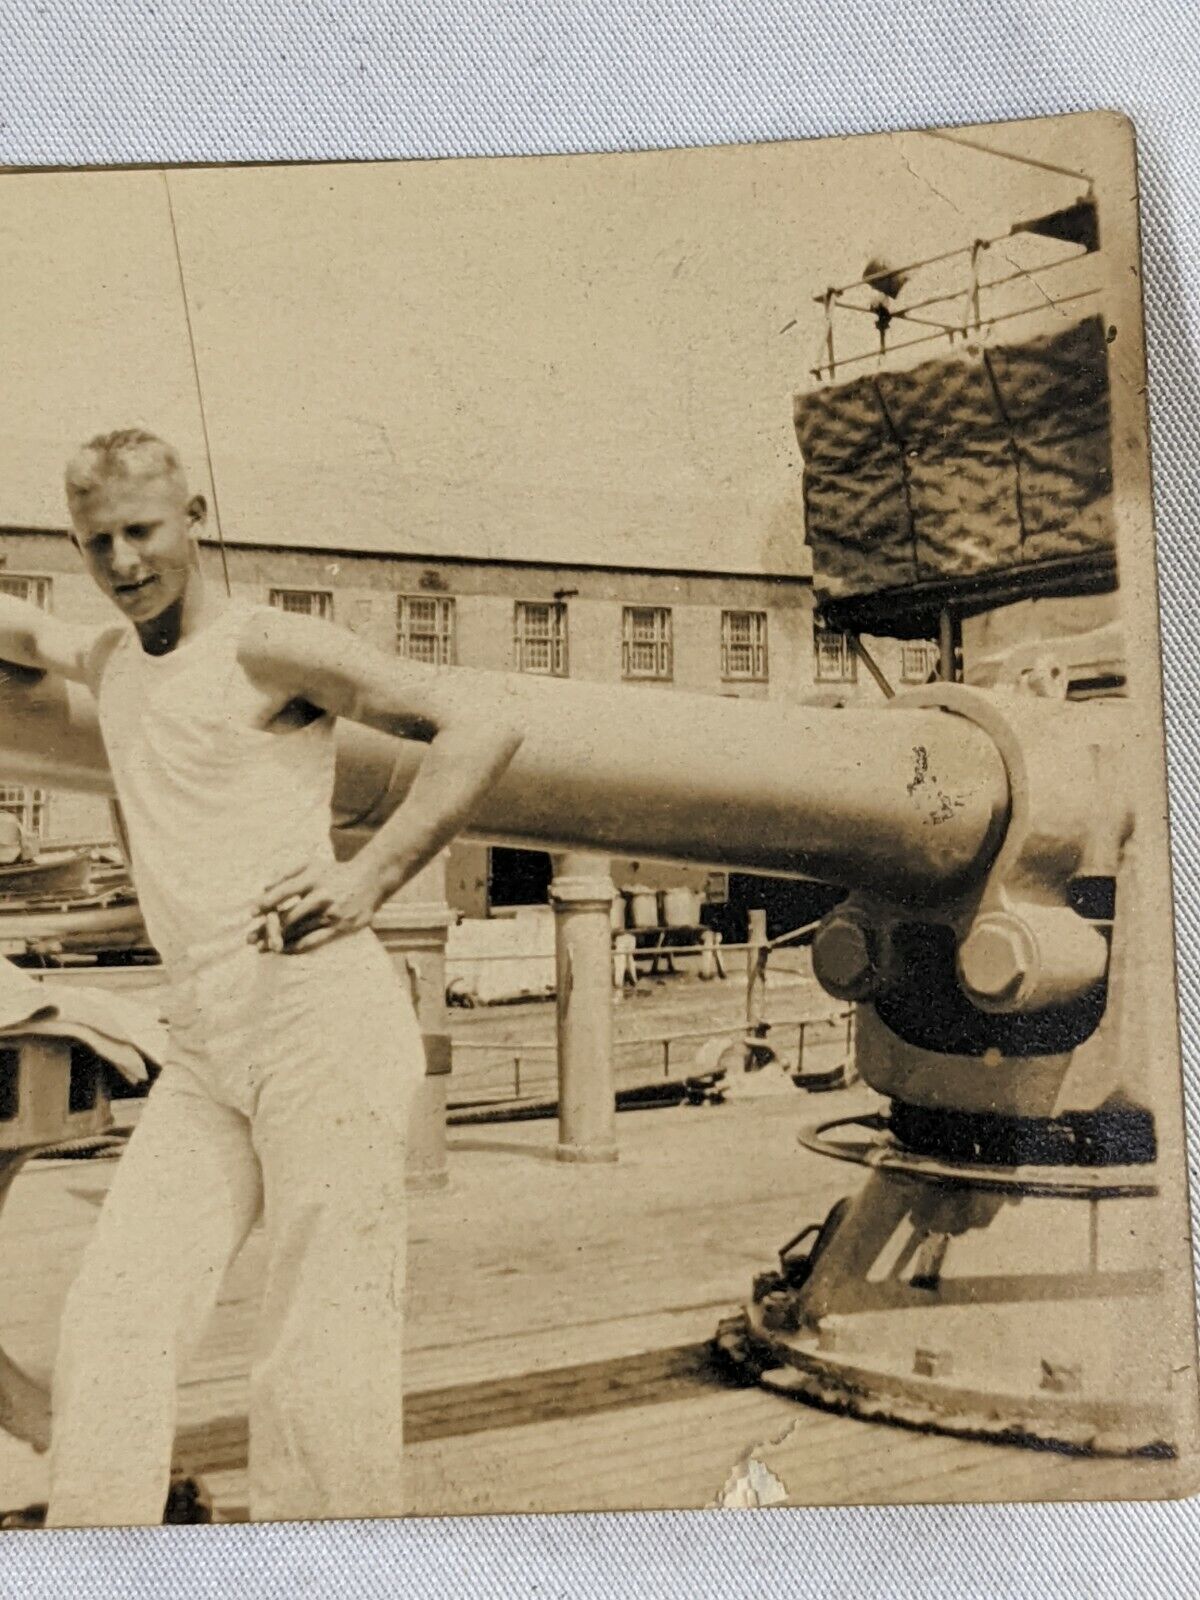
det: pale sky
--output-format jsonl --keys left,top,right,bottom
{"left": 0, "top": 116, "right": 1118, "bottom": 573}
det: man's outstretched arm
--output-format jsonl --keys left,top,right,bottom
{"left": 239, "top": 608, "right": 524, "bottom": 952}
{"left": 0, "top": 593, "right": 108, "bottom": 684}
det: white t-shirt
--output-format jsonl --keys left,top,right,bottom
{"left": 93, "top": 601, "right": 337, "bottom": 975}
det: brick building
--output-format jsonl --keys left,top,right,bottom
{"left": 0, "top": 527, "right": 936, "bottom": 926}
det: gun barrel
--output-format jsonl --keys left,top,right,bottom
{"left": 1, "top": 664, "right": 1009, "bottom": 900}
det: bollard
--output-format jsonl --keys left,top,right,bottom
{"left": 372, "top": 854, "right": 456, "bottom": 1192}
{"left": 550, "top": 852, "right": 618, "bottom": 1164}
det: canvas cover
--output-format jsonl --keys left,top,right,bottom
{"left": 794, "top": 314, "right": 1115, "bottom": 601}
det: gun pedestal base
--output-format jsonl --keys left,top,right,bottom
{"left": 715, "top": 1114, "right": 1173, "bottom": 1458}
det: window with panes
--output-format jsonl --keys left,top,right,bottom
{"left": 621, "top": 606, "right": 672, "bottom": 680}
{"left": 397, "top": 595, "right": 456, "bottom": 665}
{"left": 721, "top": 609, "right": 768, "bottom": 681}
{"left": 900, "top": 640, "right": 939, "bottom": 684}
{"left": 813, "top": 624, "right": 857, "bottom": 683}
{"left": 514, "top": 601, "right": 568, "bottom": 675}
{"left": 0, "top": 786, "right": 48, "bottom": 839}
{"left": 0, "top": 577, "right": 52, "bottom": 839}
{"left": 268, "top": 588, "right": 333, "bottom": 619}
{"left": 0, "top": 574, "right": 53, "bottom": 609}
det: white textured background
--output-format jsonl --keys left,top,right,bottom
{"left": 2, "top": 2, "right": 1199, "bottom": 1594}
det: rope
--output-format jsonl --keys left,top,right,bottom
{"left": 920, "top": 128, "right": 1095, "bottom": 188}
{"left": 161, "top": 171, "right": 232, "bottom": 598}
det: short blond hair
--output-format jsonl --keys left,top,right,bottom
{"left": 65, "top": 430, "right": 188, "bottom": 520}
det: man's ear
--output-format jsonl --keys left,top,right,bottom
{"left": 187, "top": 493, "right": 208, "bottom": 529}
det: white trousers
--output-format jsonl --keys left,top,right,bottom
{"left": 46, "top": 930, "right": 424, "bottom": 1527}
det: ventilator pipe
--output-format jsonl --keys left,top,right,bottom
{"left": 0, "top": 660, "right": 1010, "bottom": 903}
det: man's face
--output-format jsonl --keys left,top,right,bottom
{"left": 70, "top": 472, "right": 203, "bottom": 623}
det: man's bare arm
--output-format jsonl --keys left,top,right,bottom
{"left": 0, "top": 592, "right": 109, "bottom": 685}
{"left": 240, "top": 609, "right": 524, "bottom": 947}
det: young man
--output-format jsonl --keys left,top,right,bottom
{"left": 0, "top": 429, "right": 522, "bottom": 1526}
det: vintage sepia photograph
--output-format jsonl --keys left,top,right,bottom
{"left": 0, "top": 110, "right": 1196, "bottom": 1527}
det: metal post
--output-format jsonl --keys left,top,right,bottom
{"left": 938, "top": 608, "right": 962, "bottom": 684}
{"left": 550, "top": 852, "right": 618, "bottom": 1164}
{"left": 746, "top": 908, "right": 768, "bottom": 1030}
{"left": 968, "top": 239, "right": 983, "bottom": 331}
{"left": 823, "top": 287, "right": 837, "bottom": 376}
{"left": 372, "top": 853, "right": 455, "bottom": 1192}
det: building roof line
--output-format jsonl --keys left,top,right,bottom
{"left": 0, "top": 525, "right": 813, "bottom": 586}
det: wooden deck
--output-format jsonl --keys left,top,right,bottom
{"left": 0, "top": 1083, "right": 1183, "bottom": 1519}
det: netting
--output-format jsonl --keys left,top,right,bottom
{"left": 795, "top": 314, "right": 1115, "bottom": 600}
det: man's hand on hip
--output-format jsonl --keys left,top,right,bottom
{"left": 250, "top": 855, "right": 397, "bottom": 954}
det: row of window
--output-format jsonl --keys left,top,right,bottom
{"left": 1, "top": 573, "right": 940, "bottom": 687}
{"left": 809, "top": 630, "right": 939, "bottom": 686}
{"left": 269, "top": 588, "right": 942, "bottom": 685}
{"left": 271, "top": 587, "right": 767, "bottom": 681}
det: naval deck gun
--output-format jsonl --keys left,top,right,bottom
{"left": 0, "top": 607, "right": 1182, "bottom": 1457}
